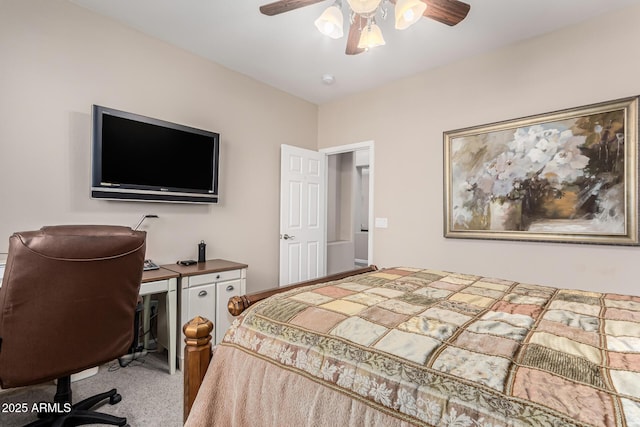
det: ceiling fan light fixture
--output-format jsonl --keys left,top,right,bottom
{"left": 314, "top": 4, "right": 344, "bottom": 39}
{"left": 258, "top": 0, "right": 470, "bottom": 56}
{"left": 346, "top": 0, "right": 382, "bottom": 14}
{"left": 395, "top": 0, "right": 427, "bottom": 30}
{"left": 357, "top": 21, "right": 385, "bottom": 49}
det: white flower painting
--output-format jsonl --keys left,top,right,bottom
{"left": 444, "top": 97, "right": 639, "bottom": 245}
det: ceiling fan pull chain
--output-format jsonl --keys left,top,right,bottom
{"left": 380, "top": 1, "right": 389, "bottom": 20}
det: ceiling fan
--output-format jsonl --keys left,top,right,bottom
{"left": 259, "top": 0, "right": 471, "bottom": 55}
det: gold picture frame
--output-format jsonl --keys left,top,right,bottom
{"left": 444, "top": 96, "right": 638, "bottom": 245}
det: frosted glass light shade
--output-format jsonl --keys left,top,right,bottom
{"left": 314, "top": 5, "right": 344, "bottom": 39}
{"left": 347, "top": 0, "right": 382, "bottom": 14}
{"left": 395, "top": 0, "right": 427, "bottom": 30}
{"left": 357, "top": 23, "right": 385, "bottom": 49}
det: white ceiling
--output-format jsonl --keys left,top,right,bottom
{"left": 70, "top": 0, "right": 639, "bottom": 104}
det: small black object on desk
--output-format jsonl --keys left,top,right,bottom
{"left": 198, "top": 240, "right": 206, "bottom": 263}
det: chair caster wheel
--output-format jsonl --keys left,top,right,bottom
{"left": 110, "top": 393, "right": 122, "bottom": 405}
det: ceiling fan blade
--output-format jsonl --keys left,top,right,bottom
{"left": 423, "top": 0, "right": 470, "bottom": 26}
{"left": 345, "top": 14, "right": 366, "bottom": 55}
{"left": 260, "top": 0, "right": 327, "bottom": 16}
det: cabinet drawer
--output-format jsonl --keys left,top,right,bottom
{"left": 139, "top": 279, "right": 169, "bottom": 296}
{"left": 187, "top": 282, "right": 216, "bottom": 324}
{"left": 188, "top": 269, "right": 241, "bottom": 287}
{"left": 215, "top": 279, "right": 242, "bottom": 343}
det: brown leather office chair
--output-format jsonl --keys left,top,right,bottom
{"left": 0, "top": 225, "right": 146, "bottom": 426}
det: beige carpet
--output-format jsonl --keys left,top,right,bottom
{"left": 0, "top": 351, "right": 182, "bottom": 426}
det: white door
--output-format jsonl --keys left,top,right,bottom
{"left": 280, "top": 144, "right": 326, "bottom": 286}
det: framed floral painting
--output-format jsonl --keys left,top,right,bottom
{"left": 444, "top": 96, "right": 639, "bottom": 245}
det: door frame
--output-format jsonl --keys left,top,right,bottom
{"left": 320, "top": 140, "right": 374, "bottom": 266}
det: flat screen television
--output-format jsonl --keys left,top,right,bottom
{"left": 91, "top": 105, "right": 219, "bottom": 204}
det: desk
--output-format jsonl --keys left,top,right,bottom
{"left": 141, "top": 268, "right": 179, "bottom": 375}
{"left": 162, "top": 259, "right": 247, "bottom": 371}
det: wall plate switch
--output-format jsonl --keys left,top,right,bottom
{"left": 375, "top": 217, "right": 388, "bottom": 228}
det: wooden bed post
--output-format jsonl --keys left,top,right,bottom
{"left": 183, "top": 316, "right": 214, "bottom": 423}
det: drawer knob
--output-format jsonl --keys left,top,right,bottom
{"left": 216, "top": 274, "right": 221, "bottom": 279}
{"left": 226, "top": 285, "right": 234, "bottom": 292}
{"left": 198, "top": 290, "right": 208, "bottom": 297}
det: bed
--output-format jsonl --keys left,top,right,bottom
{"left": 183, "top": 265, "right": 640, "bottom": 426}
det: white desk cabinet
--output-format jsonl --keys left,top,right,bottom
{"left": 164, "top": 259, "right": 247, "bottom": 371}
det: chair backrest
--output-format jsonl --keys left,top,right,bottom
{"left": 0, "top": 225, "right": 146, "bottom": 388}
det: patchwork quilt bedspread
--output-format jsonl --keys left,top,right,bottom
{"left": 221, "top": 267, "right": 640, "bottom": 426}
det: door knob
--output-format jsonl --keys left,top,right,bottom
{"left": 281, "top": 234, "right": 295, "bottom": 240}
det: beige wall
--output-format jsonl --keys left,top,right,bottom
{"left": 318, "top": 4, "right": 640, "bottom": 294}
{"left": 4, "top": 1, "right": 640, "bottom": 296}
{"left": 0, "top": 0, "right": 318, "bottom": 292}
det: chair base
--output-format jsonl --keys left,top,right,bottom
{"left": 25, "top": 376, "right": 127, "bottom": 427}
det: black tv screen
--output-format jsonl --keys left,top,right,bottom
{"left": 91, "top": 105, "right": 219, "bottom": 203}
